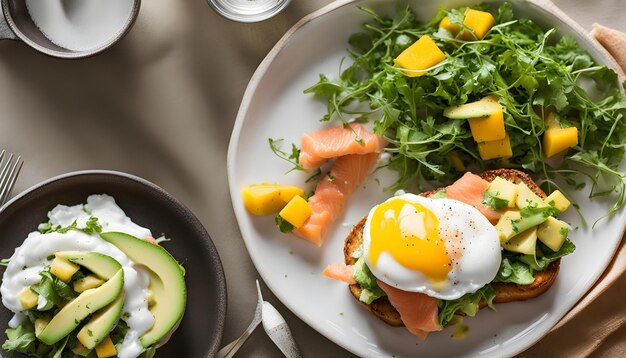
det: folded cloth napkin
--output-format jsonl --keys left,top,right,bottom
{"left": 520, "top": 24, "right": 626, "bottom": 357}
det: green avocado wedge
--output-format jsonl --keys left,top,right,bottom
{"left": 54, "top": 251, "right": 121, "bottom": 279}
{"left": 100, "top": 232, "right": 186, "bottom": 348}
{"left": 37, "top": 269, "right": 124, "bottom": 345}
{"left": 77, "top": 292, "right": 125, "bottom": 349}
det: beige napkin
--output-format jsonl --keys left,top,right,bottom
{"left": 520, "top": 25, "right": 626, "bottom": 357}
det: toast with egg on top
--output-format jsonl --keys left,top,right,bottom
{"left": 343, "top": 169, "right": 561, "bottom": 328}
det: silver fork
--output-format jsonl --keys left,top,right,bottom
{"left": 0, "top": 150, "right": 23, "bottom": 207}
{"left": 215, "top": 281, "right": 263, "bottom": 358}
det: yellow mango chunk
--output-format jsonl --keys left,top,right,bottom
{"left": 241, "top": 184, "right": 305, "bottom": 215}
{"left": 95, "top": 336, "right": 117, "bottom": 358}
{"left": 477, "top": 133, "right": 512, "bottom": 160}
{"left": 395, "top": 35, "right": 446, "bottom": 77}
{"left": 543, "top": 127, "right": 578, "bottom": 158}
{"left": 544, "top": 190, "right": 571, "bottom": 212}
{"left": 279, "top": 195, "right": 313, "bottom": 229}
{"left": 462, "top": 9, "right": 496, "bottom": 40}
{"left": 19, "top": 288, "right": 38, "bottom": 310}
{"left": 50, "top": 256, "right": 80, "bottom": 282}
{"left": 468, "top": 107, "right": 506, "bottom": 142}
{"left": 439, "top": 16, "right": 460, "bottom": 35}
{"left": 448, "top": 151, "right": 465, "bottom": 171}
{"left": 73, "top": 275, "right": 104, "bottom": 293}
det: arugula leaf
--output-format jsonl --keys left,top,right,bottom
{"left": 438, "top": 285, "right": 496, "bottom": 327}
{"left": 275, "top": 215, "right": 295, "bottom": 233}
{"left": 268, "top": 138, "right": 304, "bottom": 172}
{"left": 493, "top": 257, "right": 536, "bottom": 284}
{"left": 519, "top": 239, "right": 576, "bottom": 271}
{"left": 482, "top": 190, "right": 509, "bottom": 210}
{"left": 2, "top": 321, "right": 36, "bottom": 355}
{"left": 30, "top": 269, "right": 78, "bottom": 310}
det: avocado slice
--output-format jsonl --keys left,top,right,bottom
{"left": 37, "top": 269, "right": 124, "bottom": 345}
{"left": 502, "top": 227, "right": 538, "bottom": 255}
{"left": 77, "top": 293, "right": 125, "bottom": 349}
{"left": 100, "top": 232, "right": 186, "bottom": 348}
{"left": 495, "top": 209, "right": 549, "bottom": 242}
{"left": 443, "top": 95, "right": 501, "bottom": 119}
{"left": 55, "top": 251, "right": 121, "bottom": 279}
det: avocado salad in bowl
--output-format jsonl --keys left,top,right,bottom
{"left": 0, "top": 194, "right": 185, "bottom": 358}
{"left": 0, "top": 171, "right": 226, "bottom": 358}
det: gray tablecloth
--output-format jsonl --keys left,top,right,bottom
{"left": 1, "top": 0, "right": 625, "bottom": 356}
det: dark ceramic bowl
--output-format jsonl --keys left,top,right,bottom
{"left": 0, "top": 170, "right": 226, "bottom": 357}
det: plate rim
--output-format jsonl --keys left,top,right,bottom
{"left": 227, "top": 0, "right": 626, "bottom": 356}
{"left": 0, "top": 169, "right": 227, "bottom": 358}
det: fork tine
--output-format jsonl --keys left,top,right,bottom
{"left": 0, "top": 153, "right": 14, "bottom": 192}
{"left": 0, "top": 154, "right": 22, "bottom": 206}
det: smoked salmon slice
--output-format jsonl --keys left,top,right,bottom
{"left": 377, "top": 280, "right": 441, "bottom": 339}
{"left": 445, "top": 172, "right": 501, "bottom": 222}
{"left": 322, "top": 263, "right": 356, "bottom": 284}
{"left": 294, "top": 153, "right": 380, "bottom": 245}
{"left": 299, "top": 123, "right": 387, "bottom": 170}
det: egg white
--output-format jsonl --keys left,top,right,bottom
{"left": 363, "top": 194, "right": 501, "bottom": 300}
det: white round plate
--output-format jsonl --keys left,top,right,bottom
{"left": 227, "top": 0, "right": 626, "bottom": 356}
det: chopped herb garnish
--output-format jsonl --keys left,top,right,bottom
{"left": 268, "top": 138, "right": 304, "bottom": 172}
{"left": 275, "top": 215, "right": 295, "bottom": 233}
{"left": 482, "top": 190, "right": 509, "bottom": 210}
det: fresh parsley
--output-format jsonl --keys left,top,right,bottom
{"left": 482, "top": 190, "right": 509, "bottom": 210}
{"left": 38, "top": 216, "right": 102, "bottom": 236}
{"left": 275, "top": 215, "right": 295, "bottom": 233}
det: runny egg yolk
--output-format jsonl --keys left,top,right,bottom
{"left": 369, "top": 198, "right": 452, "bottom": 283}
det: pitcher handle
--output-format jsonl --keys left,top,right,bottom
{"left": 0, "top": 7, "right": 17, "bottom": 40}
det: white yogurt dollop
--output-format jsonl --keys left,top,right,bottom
{"left": 0, "top": 194, "right": 156, "bottom": 358}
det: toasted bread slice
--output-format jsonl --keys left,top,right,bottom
{"left": 343, "top": 169, "right": 561, "bottom": 327}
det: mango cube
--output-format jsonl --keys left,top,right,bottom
{"left": 544, "top": 190, "right": 570, "bottom": 212}
{"left": 394, "top": 35, "right": 446, "bottom": 77}
{"left": 73, "top": 275, "right": 104, "bottom": 293}
{"left": 462, "top": 9, "right": 496, "bottom": 40}
{"left": 543, "top": 127, "right": 578, "bottom": 158}
{"left": 50, "top": 256, "right": 80, "bottom": 282}
{"left": 19, "top": 287, "right": 38, "bottom": 310}
{"left": 516, "top": 182, "right": 544, "bottom": 209}
{"left": 439, "top": 16, "right": 460, "bottom": 35}
{"left": 279, "top": 195, "right": 313, "bottom": 229}
{"left": 241, "top": 184, "right": 305, "bottom": 215}
{"left": 468, "top": 107, "right": 506, "bottom": 142}
{"left": 95, "top": 336, "right": 117, "bottom": 358}
{"left": 537, "top": 217, "right": 569, "bottom": 252}
{"left": 477, "top": 133, "right": 512, "bottom": 160}
{"left": 486, "top": 176, "right": 518, "bottom": 208}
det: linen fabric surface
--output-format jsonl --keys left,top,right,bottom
{"left": 0, "top": 0, "right": 624, "bottom": 356}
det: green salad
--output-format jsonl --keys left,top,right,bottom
{"left": 304, "top": 2, "right": 626, "bottom": 223}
